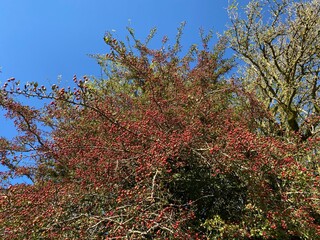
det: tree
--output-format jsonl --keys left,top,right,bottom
{"left": 0, "top": 25, "right": 319, "bottom": 239}
{"left": 227, "top": 0, "right": 320, "bottom": 140}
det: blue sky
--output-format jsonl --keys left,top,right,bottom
{"left": 0, "top": 0, "right": 249, "bottom": 184}
{"left": 0, "top": 0, "right": 243, "bottom": 85}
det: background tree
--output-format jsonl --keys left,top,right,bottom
{"left": 227, "top": 0, "right": 320, "bottom": 139}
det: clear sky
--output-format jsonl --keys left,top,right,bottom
{"left": 0, "top": 0, "right": 249, "bottom": 184}
{"left": 0, "top": 0, "right": 244, "bottom": 84}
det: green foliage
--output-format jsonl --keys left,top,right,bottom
{"left": 227, "top": 0, "right": 320, "bottom": 139}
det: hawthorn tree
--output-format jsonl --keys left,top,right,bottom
{"left": 0, "top": 24, "right": 319, "bottom": 239}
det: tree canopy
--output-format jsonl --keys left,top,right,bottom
{"left": 0, "top": 1, "right": 319, "bottom": 239}
{"left": 228, "top": 0, "right": 320, "bottom": 139}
